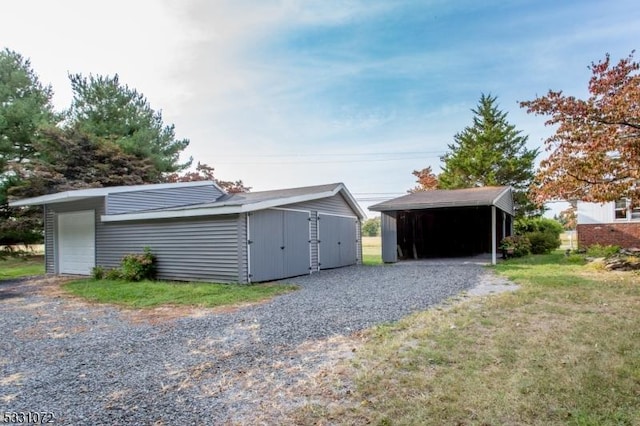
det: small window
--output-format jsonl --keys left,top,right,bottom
{"left": 631, "top": 204, "right": 640, "bottom": 220}
{"left": 615, "top": 200, "right": 627, "bottom": 219}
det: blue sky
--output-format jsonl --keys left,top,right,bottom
{"left": 2, "top": 0, "right": 639, "bottom": 215}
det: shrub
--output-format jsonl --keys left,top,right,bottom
{"left": 120, "top": 247, "right": 156, "bottom": 281}
{"left": 514, "top": 217, "right": 562, "bottom": 255}
{"left": 514, "top": 217, "right": 564, "bottom": 236}
{"left": 527, "top": 231, "right": 561, "bottom": 254}
{"left": 91, "top": 266, "right": 106, "bottom": 280}
{"left": 566, "top": 254, "right": 586, "bottom": 264}
{"left": 500, "top": 235, "right": 531, "bottom": 257}
{"left": 585, "top": 244, "right": 621, "bottom": 258}
{"left": 105, "top": 268, "right": 123, "bottom": 280}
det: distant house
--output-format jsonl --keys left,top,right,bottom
{"left": 369, "top": 186, "right": 514, "bottom": 265}
{"left": 9, "top": 181, "right": 365, "bottom": 282}
{"left": 577, "top": 200, "right": 640, "bottom": 248}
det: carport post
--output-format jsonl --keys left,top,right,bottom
{"left": 491, "top": 206, "right": 497, "bottom": 265}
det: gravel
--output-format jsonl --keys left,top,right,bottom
{"left": 0, "top": 262, "right": 503, "bottom": 424}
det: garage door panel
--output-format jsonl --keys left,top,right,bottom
{"left": 58, "top": 210, "right": 95, "bottom": 275}
{"left": 319, "top": 214, "right": 357, "bottom": 269}
{"left": 248, "top": 210, "right": 284, "bottom": 282}
{"left": 340, "top": 217, "right": 357, "bottom": 265}
{"left": 283, "top": 211, "right": 311, "bottom": 277}
{"left": 318, "top": 214, "right": 340, "bottom": 269}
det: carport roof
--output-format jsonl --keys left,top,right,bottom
{"left": 369, "top": 186, "right": 512, "bottom": 212}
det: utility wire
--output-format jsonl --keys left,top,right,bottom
{"left": 212, "top": 150, "right": 445, "bottom": 158}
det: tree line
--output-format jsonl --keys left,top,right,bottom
{"left": 0, "top": 49, "right": 248, "bottom": 246}
{"left": 2, "top": 49, "right": 638, "bottom": 245}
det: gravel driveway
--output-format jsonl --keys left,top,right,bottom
{"left": 0, "top": 262, "right": 512, "bottom": 424}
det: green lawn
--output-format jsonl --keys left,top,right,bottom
{"left": 294, "top": 252, "right": 640, "bottom": 425}
{"left": 362, "top": 236, "right": 383, "bottom": 265}
{"left": 63, "top": 278, "right": 298, "bottom": 308}
{"left": 0, "top": 255, "right": 45, "bottom": 280}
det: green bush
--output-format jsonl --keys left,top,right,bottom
{"left": 514, "top": 217, "right": 564, "bottom": 236}
{"left": 105, "top": 268, "right": 123, "bottom": 280}
{"left": 527, "top": 231, "right": 561, "bottom": 254}
{"left": 585, "top": 244, "right": 621, "bottom": 258}
{"left": 514, "top": 217, "right": 562, "bottom": 255}
{"left": 120, "top": 247, "right": 156, "bottom": 281}
{"left": 500, "top": 235, "right": 531, "bottom": 257}
{"left": 91, "top": 266, "right": 106, "bottom": 280}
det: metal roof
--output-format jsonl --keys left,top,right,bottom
{"left": 369, "top": 186, "right": 512, "bottom": 212}
{"left": 100, "top": 182, "right": 366, "bottom": 221}
{"left": 8, "top": 180, "right": 221, "bottom": 207}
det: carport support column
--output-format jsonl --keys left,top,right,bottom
{"left": 491, "top": 205, "right": 497, "bottom": 265}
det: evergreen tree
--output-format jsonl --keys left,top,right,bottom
{"left": 67, "top": 73, "right": 191, "bottom": 180}
{"left": 439, "top": 94, "right": 540, "bottom": 217}
{"left": 0, "top": 49, "right": 56, "bottom": 171}
{"left": 10, "top": 128, "right": 157, "bottom": 198}
{"left": 0, "top": 49, "right": 57, "bottom": 246}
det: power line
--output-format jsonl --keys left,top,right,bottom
{"left": 212, "top": 150, "right": 445, "bottom": 158}
{"left": 213, "top": 156, "right": 440, "bottom": 165}
{"left": 208, "top": 149, "right": 445, "bottom": 165}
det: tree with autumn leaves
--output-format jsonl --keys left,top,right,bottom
{"left": 521, "top": 52, "right": 640, "bottom": 204}
{"left": 408, "top": 166, "right": 439, "bottom": 193}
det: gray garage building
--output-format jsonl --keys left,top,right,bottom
{"left": 369, "top": 186, "right": 513, "bottom": 265}
{"left": 10, "top": 181, "right": 365, "bottom": 282}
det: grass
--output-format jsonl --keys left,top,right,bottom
{"left": 362, "top": 236, "right": 383, "bottom": 265}
{"left": 63, "top": 279, "right": 298, "bottom": 308}
{"left": 294, "top": 252, "right": 640, "bottom": 425}
{"left": 0, "top": 255, "right": 45, "bottom": 280}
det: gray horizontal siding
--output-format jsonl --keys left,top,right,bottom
{"left": 237, "top": 213, "right": 248, "bottom": 283}
{"left": 283, "top": 193, "right": 356, "bottom": 217}
{"left": 494, "top": 189, "right": 514, "bottom": 216}
{"left": 44, "top": 205, "right": 54, "bottom": 274}
{"left": 106, "top": 185, "right": 223, "bottom": 215}
{"left": 356, "top": 219, "right": 362, "bottom": 264}
{"left": 97, "top": 215, "right": 242, "bottom": 283}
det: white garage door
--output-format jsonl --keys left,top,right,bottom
{"left": 58, "top": 210, "right": 95, "bottom": 275}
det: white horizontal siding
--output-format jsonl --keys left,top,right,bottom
{"left": 577, "top": 201, "right": 614, "bottom": 224}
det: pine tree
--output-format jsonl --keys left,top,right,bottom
{"left": 439, "top": 94, "right": 540, "bottom": 217}
{"left": 67, "top": 73, "right": 191, "bottom": 180}
{"left": 0, "top": 49, "right": 57, "bottom": 246}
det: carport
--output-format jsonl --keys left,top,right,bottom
{"left": 369, "top": 186, "right": 513, "bottom": 265}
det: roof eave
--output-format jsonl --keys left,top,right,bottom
{"left": 8, "top": 180, "right": 219, "bottom": 207}
{"left": 9, "top": 193, "right": 103, "bottom": 207}
{"left": 101, "top": 184, "right": 366, "bottom": 222}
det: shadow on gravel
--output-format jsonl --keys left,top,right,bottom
{"left": 0, "top": 277, "right": 42, "bottom": 298}
{"left": 0, "top": 291, "right": 22, "bottom": 300}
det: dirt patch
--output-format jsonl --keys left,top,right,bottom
{"left": 464, "top": 271, "right": 519, "bottom": 297}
